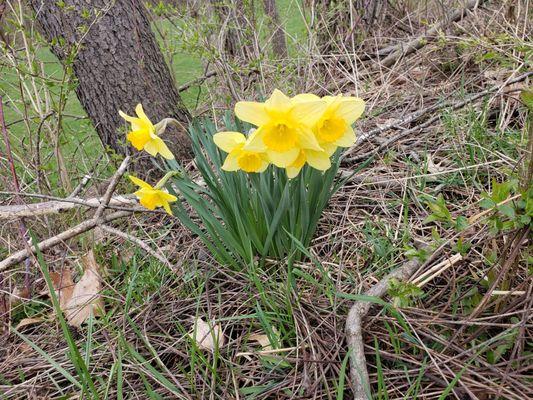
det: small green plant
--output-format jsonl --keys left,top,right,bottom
{"left": 479, "top": 179, "right": 532, "bottom": 234}
{"left": 166, "top": 117, "right": 348, "bottom": 266}
{"left": 423, "top": 194, "right": 468, "bottom": 232}
{"left": 388, "top": 278, "right": 424, "bottom": 308}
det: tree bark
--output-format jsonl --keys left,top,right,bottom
{"left": 29, "top": 0, "right": 192, "bottom": 171}
{"left": 262, "top": 0, "right": 287, "bottom": 58}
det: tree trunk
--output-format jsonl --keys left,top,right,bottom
{"left": 262, "top": 0, "right": 287, "bottom": 58}
{"left": 29, "top": 0, "right": 192, "bottom": 171}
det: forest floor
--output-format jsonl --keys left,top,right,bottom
{"left": 0, "top": 1, "right": 532, "bottom": 399}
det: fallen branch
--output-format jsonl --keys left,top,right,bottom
{"left": 0, "top": 210, "right": 131, "bottom": 272}
{"left": 0, "top": 195, "right": 137, "bottom": 219}
{"left": 378, "top": 0, "right": 487, "bottom": 68}
{"left": 0, "top": 158, "right": 131, "bottom": 272}
{"left": 346, "top": 255, "right": 424, "bottom": 399}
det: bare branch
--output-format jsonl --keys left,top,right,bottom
{"left": 0, "top": 211, "right": 131, "bottom": 272}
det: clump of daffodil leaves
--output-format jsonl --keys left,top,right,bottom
{"left": 120, "top": 90, "right": 365, "bottom": 267}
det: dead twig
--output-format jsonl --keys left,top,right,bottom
{"left": 0, "top": 195, "right": 138, "bottom": 219}
{"left": 178, "top": 70, "right": 217, "bottom": 92}
{"left": 93, "top": 157, "right": 130, "bottom": 220}
{"left": 0, "top": 210, "right": 131, "bottom": 272}
{"left": 99, "top": 224, "right": 175, "bottom": 271}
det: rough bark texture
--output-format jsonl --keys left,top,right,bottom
{"left": 29, "top": 0, "right": 192, "bottom": 171}
{"left": 262, "top": 0, "right": 287, "bottom": 58}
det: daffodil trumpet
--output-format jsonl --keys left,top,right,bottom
{"left": 119, "top": 104, "right": 175, "bottom": 160}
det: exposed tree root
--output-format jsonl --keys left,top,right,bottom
{"left": 345, "top": 255, "right": 424, "bottom": 399}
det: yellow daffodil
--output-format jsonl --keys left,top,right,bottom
{"left": 129, "top": 175, "right": 177, "bottom": 215}
{"left": 119, "top": 104, "right": 174, "bottom": 159}
{"left": 285, "top": 148, "right": 332, "bottom": 178}
{"left": 213, "top": 132, "right": 269, "bottom": 173}
{"left": 237, "top": 89, "right": 327, "bottom": 167}
{"left": 293, "top": 93, "right": 365, "bottom": 149}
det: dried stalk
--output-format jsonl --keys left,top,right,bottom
{"left": 99, "top": 224, "right": 174, "bottom": 271}
{"left": 0, "top": 195, "right": 137, "bottom": 219}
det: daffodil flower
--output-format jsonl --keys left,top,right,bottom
{"left": 129, "top": 175, "right": 177, "bottom": 215}
{"left": 119, "top": 104, "right": 174, "bottom": 159}
{"left": 293, "top": 94, "right": 365, "bottom": 150}
{"left": 285, "top": 148, "right": 332, "bottom": 178}
{"left": 237, "top": 89, "right": 327, "bottom": 168}
{"left": 213, "top": 132, "right": 269, "bottom": 173}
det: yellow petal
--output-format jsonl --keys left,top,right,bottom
{"left": 286, "top": 165, "right": 303, "bottom": 178}
{"left": 243, "top": 127, "right": 267, "bottom": 152}
{"left": 267, "top": 148, "right": 299, "bottom": 168}
{"left": 213, "top": 132, "right": 246, "bottom": 153}
{"left": 291, "top": 100, "right": 327, "bottom": 127}
{"left": 152, "top": 136, "right": 175, "bottom": 159}
{"left": 235, "top": 102, "right": 270, "bottom": 126}
{"left": 334, "top": 125, "right": 356, "bottom": 147}
{"left": 292, "top": 93, "right": 320, "bottom": 103}
{"left": 323, "top": 95, "right": 340, "bottom": 105}
{"left": 336, "top": 98, "right": 365, "bottom": 124}
{"left": 221, "top": 153, "right": 240, "bottom": 171}
{"left": 139, "top": 192, "right": 159, "bottom": 210}
{"left": 160, "top": 191, "right": 178, "bottom": 202}
{"left": 133, "top": 188, "right": 145, "bottom": 199}
{"left": 119, "top": 110, "right": 136, "bottom": 123}
{"left": 135, "top": 104, "right": 149, "bottom": 122}
{"left": 305, "top": 150, "right": 331, "bottom": 171}
{"left": 321, "top": 142, "right": 338, "bottom": 156}
{"left": 129, "top": 175, "right": 153, "bottom": 190}
{"left": 289, "top": 149, "right": 306, "bottom": 169}
{"left": 127, "top": 130, "right": 150, "bottom": 150}
{"left": 162, "top": 200, "right": 173, "bottom": 215}
{"left": 297, "top": 128, "right": 323, "bottom": 151}
{"left": 266, "top": 89, "right": 291, "bottom": 110}
{"left": 143, "top": 139, "right": 159, "bottom": 157}
{"left": 257, "top": 159, "right": 269, "bottom": 173}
